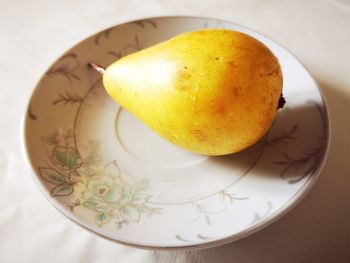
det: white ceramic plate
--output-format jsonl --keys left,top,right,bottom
{"left": 22, "top": 16, "right": 329, "bottom": 250}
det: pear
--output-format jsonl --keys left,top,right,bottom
{"left": 93, "top": 29, "right": 283, "bottom": 156}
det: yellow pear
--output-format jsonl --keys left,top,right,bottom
{"left": 100, "top": 29, "right": 283, "bottom": 156}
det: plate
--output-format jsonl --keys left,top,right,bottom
{"left": 22, "top": 16, "right": 329, "bottom": 250}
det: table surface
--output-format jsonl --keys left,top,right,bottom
{"left": 1, "top": 0, "right": 350, "bottom": 262}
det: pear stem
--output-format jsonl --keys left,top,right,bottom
{"left": 88, "top": 62, "right": 105, "bottom": 75}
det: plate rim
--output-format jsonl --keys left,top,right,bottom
{"left": 20, "top": 15, "right": 331, "bottom": 250}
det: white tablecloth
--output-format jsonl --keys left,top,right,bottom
{"left": 1, "top": 0, "right": 350, "bottom": 262}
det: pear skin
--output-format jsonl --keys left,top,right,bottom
{"left": 102, "top": 29, "right": 283, "bottom": 156}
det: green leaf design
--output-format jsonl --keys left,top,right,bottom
{"left": 120, "top": 206, "right": 140, "bottom": 222}
{"left": 95, "top": 212, "right": 110, "bottom": 226}
{"left": 52, "top": 146, "right": 81, "bottom": 170}
{"left": 51, "top": 183, "right": 73, "bottom": 197}
{"left": 83, "top": 201, "right": 97, "bottom": 210}
{"left": 39, "top": 167, "right": 65, "bottom": 185}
